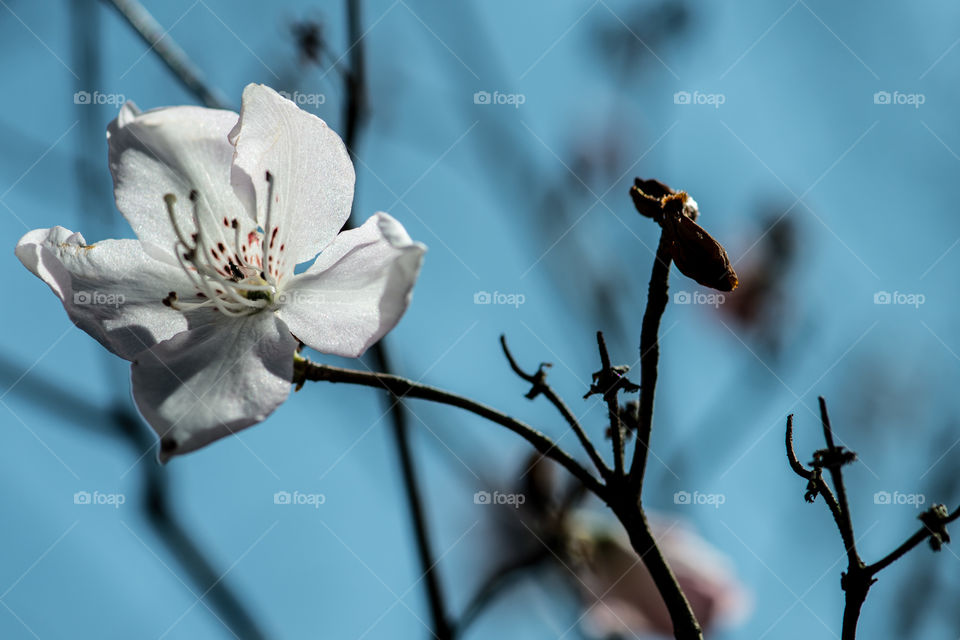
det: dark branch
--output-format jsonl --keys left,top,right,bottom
{"left": 628, "top": 235, "right": 672, "bottom": 491}
{"left": 500, "top": 335, "right": 610, "bottom": 480}
{"left": 867, "top": 505, "right": 960, "bottom": 575}
{"left": 785, "top": 414, "right": 814, "bottom": 479}
{"left": 595, "top": 331, "right": 625, "bottom": 476}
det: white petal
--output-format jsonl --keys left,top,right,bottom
{"left": 130, "top": 312, "right": 297, "bottom": 462}
{"left": 16, "top": 226, "right": 194, "bottom": 361}
{"left": 107, "top": 102, "right": 256, "bottom": 265}
{"left": 277, "top": 213, "right": 425, "bottom": 358}
{"left": 228, "top": 84, "right": 355, "bottom": 274}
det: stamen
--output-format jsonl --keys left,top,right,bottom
{"left": 263, "top": 171, "right": 276, "bottom": 278}
{"left": 164, "top": 194, "right": 193, "bottom": 249}
{"left": 163, "top": 191, "right": 276, "bottom": 317}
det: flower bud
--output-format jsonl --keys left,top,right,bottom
{"left": 661, "top": 193, "right": 738, "bottom": 292}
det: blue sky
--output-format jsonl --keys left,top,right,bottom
{"left": 3, "top": 1, "right": 960, "bottom": 638}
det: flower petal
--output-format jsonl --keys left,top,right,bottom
{"left": 228, "top": 84, "right": 355, "bottom": 274}
{"left": 16, "top": 226, "right": 194, "bottom": 360}
{"left": 107, "top": 102, "right": 256, "bottom": 265}
{"left": 277, "top": 213, "right": 425, "bottom": 358}
{"left": 130, "top": 312, "right": 297, "bottom": 462}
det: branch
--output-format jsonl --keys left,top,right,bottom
{"left": 785, "top": 414, "right": 813, "bottom": 479}
{"left": 595, "top": 331, "right": 625, "bottom": 476}
{"left": 628, "top": 234, "right": 672, "bottom": 491}
{"left": 294, "top": 358, "right": 606, "bottom": 498}
{"left": 500, "top": 335, "right": 611, "bottom": 480}
{"left": 817, "top": 397, "right": 861, "bottom": 568}
{"left": 103, "top": 0, "right": 229, "bottom": 109}
{"left": 786, "top": 398, "right": 960, "bottom": 639}
{"left": 609, "top": 499, "right": 702, "bottom": 640}
{"left": 866, "top": 505, "right": 960, "bottom": 575}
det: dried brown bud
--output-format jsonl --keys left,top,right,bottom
{"left": 631, "top": 177, "right": 738, "bottom": 291}
{"left": 661, "top": 194, "right": 738, "bottom": 292}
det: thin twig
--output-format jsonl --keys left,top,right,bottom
{"left": 866, "top": 506, "right": 960, "bottom": 575}
{"left": 103, "top": 0, "right": 229, "bottom": 109}
{"left": 595, "top": 331, "right": 625, "bottom": 477}
{"left": 817, "top": 398, "right": 862, "bottom": 568}
{"left": 785, "top": 414, "right": 814, "bottom": 479}
{"left": 500, "top": 335, "right": 611, "bottom": 480}
{"left": 786, "top": 414, "right": 847, "bottom": 538}
{"left": 294, "top": 359, "right": 606, "bottom": 497}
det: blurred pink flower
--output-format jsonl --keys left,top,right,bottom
{"left": 569, "top": 512, "right": 751, "bottom": 637}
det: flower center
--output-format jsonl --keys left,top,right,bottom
{"left": 161, "top": 190, "right": 277, "bottom": 317}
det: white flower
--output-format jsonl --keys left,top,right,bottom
{"left": 16, "top": 84, "right": 426, "bottom": 461}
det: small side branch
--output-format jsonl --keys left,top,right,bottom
{"left": 500, "top": 335, "right": 611, "bottom": 480}
{"left": 866, "top": 505, "right": 960, "bottom": 575}
{"left": 817, "top": 398, "right": 861, "bottom": 567}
